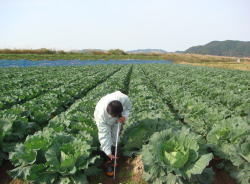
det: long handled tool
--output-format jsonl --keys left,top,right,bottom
{"left": 113, "top": 122, "right": 121, "bottom": 180}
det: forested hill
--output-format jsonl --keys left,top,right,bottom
{"left": 185, "top": 40, "right": 250, "bottom": 57}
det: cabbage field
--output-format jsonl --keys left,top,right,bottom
{"left": 0, "top": 64, "right": 249, "bottom": 184}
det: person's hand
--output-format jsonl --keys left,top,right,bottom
{"left": 117, "top": 116, "right": 125, "bottom": 123}
{"left": 107, "top": 154, "right": 119, "bottom": 160}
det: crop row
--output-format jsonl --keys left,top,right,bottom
{"left": 0, "top": 66, "right": 104, "bottom": 110}
{"left": 140, "top": 64, "right": 249, "bottom": 184}
{"left": 0, "top": 66, "right": 95, "bottom": 96}
{"left": 0, "top": 66, "right": 51, "bottom": 81}
{"left": 1, "top": 64, "right": 249, "bottom": 184}
{"left": 8, "top": 65, "right": 132, "bottom": 183}
{"left": 141, "top": 64, "right": 249, "bottom": 133}
{"left": 146, "top": 64, "right": 249, "bottom": 117}
{"left": 122, "top": 65, "right": 182, "bottom": 156}
{"left": 119, "top": 64, "right": 249, "bottom": 184}
{"left": 121, "top": 65, "right": 214, "bottom": 184}
{"left": 0, "top": 65, "right": 121, "bottom": 165}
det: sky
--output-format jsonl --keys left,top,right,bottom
{"left": 0, "top": 0, "right": 249, "bottom": 52}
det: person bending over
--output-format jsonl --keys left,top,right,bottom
{"left": 94, "top": 91, "right": 131, "bottom": 176}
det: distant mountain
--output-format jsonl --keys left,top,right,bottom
{"left": 127, "top": 49, "right": 167, "bottom": 54}
{"left": 71, "top": 49, "right": 106, "bottom": 53}
{"left": 185, "top": 40, "right": 250, "bottom": 57}
{"left": 70, "top": 49, "right": 168, "bottom": 54}
{"left": 174, "top": 51, "right": 185, "bottom": 53}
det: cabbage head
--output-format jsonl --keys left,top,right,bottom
{"left": 142, "top": 127, "right": 213, "bottom": 184}
{"left": 162, "top": 139, "right": 189, "bottom": 168}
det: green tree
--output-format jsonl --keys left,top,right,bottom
{"left": 107, "top": 49, "right": 127, "bottom": 55}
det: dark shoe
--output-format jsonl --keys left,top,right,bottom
{"left": 104, "top": 161, "right": 114, "bottom": 177}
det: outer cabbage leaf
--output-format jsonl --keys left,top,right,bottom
{"left": 185, "top": 153, "right": 213, "bottom": 178}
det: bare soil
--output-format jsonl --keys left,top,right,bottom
{"left": 213, "top": 168, "right": 236, "bottom": 184}
{"left": 210, "top": 157, "right": 236, "bottom": 184}
{"left": 177, "top": 61, "right": 250, "bottom": 71}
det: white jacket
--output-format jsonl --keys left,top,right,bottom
{"left": 94, "top": 91, "right": 131, "bottom": 155}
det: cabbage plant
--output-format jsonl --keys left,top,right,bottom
{"left": 207, "top": 117, "right": 250, "bottom": 184}
{"left": 142, "top": 128, "right": 213, "bottom": 184}
{"left": 9, "top": 128, "right": 100, "bottom": 184}
{"left": 121, "top": 118, "right": 181, "bottom": 157}
{"left": 207, "top": 117, "right": 250, "bottom": 166}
